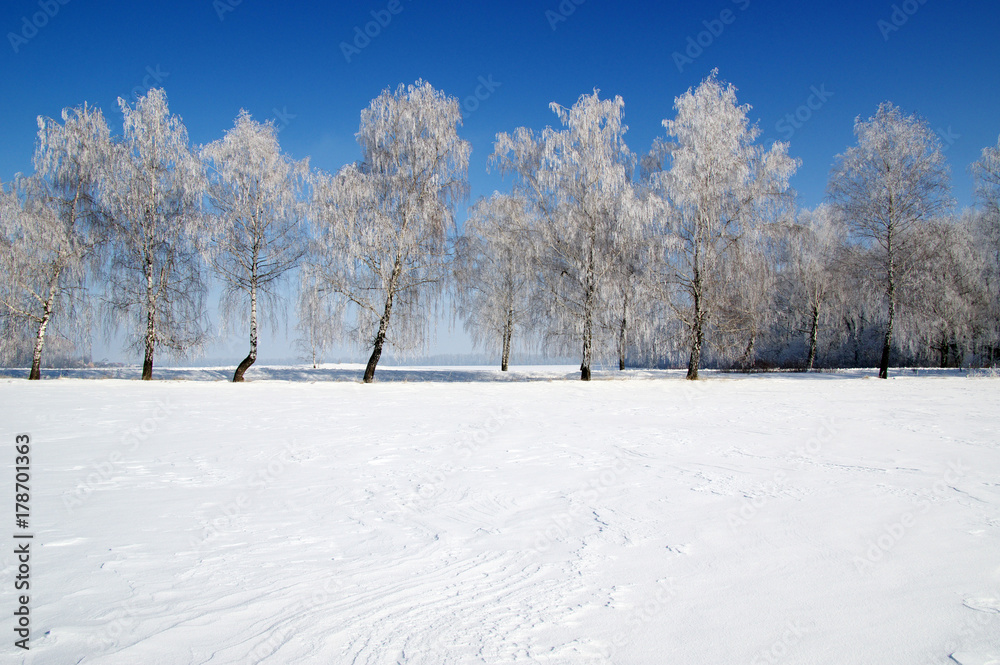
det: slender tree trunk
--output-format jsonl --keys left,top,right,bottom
{"left": 363, "top": 256, "right": 402, "bottom": 384}
{"left": 687, "top": 264, "right": 704, "bottom": 381}
{"left": 879, "top": 233, "right": 895, "bottom": 380}
{"left": 687, "top": 293, "right": 704, "bottom": 380}
{"left": 850, "top": 318, "right": 861, "bottom": 368}
{"left": 740, "top": 331, "right": 757, "bottom": 371}
{"left": 618, "top": 293, "right": 628, "bottom": 371}
{"left": 687, "top": 327, "right": 703, "bottom": 380}
{"left": 30, "top": 190, "right": 82, "bottom": 380}
{"left": 364, "top": 306, "right": 392, "bottom": 384}
{"left": 142, "top": 255, "right": 156, "bottom": 381}
{"left": 233, "top": 278, "right": 258, "bottom": 382}
{"left": 580, "top": 243, "right": 595, "bottom": 381}
{"left": 806, "top": 303, "right": 820, "bottom": 370}
{"left": 28, "top": 279, "right": 60, "bottom": 381}
{"left": 501, "top": 307, "right": 513, "bottom": 372}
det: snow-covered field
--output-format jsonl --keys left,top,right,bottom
{"left": 2, "top": 366, "right": 999, "bottom": 664}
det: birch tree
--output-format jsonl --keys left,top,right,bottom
{"left": 601, "top": 205, "right": 656, "bottom": 371}
{"left": 972, "top": 136, "right": 1000, "bottom": 364}
{"left": 828, "top": 102, "right": 952, "bottom": 378}
{"left": 308, "top": 81, "right": 470, "bottom": 383}
{"left": 647, "top": 70, "right": 798, "bottom": 379}
{"left": 780, "top": 204, "right": 848, "bottom": 369}
{"left": 201, "top": 110, "right": 309, "bottom": 382}
{"left": 492, "top": 91, "right": 643, "bottom": 380}
{"left": 902, "top": 216, "right": 984, "bottom": 367}
{"left": 294, "top": 269, "right": 335, "bottom": 369}
{"left": 453, "top": 192, "right": 536, "bottom": 371}
{"left": 717, "top": 222, "right": 781, "bottom": 370}
{"left": 100, "top": 89, "right": 208, "bottom": 380}
{"left": 0, "top": 105, "right": 111, "bottom": 379}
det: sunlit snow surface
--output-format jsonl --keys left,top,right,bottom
{"left": 2, "top": 366, "right": 998, "bottom": 664}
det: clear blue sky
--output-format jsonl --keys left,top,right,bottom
{"left": 2, "top": 0, "right": 998, "bottom": 363}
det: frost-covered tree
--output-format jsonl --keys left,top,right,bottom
{"left": 0, "top": 105, "right": 111, "bottom": 379}
{"left": 294, "top": 269, "right": 335, "bottom": 369}
{"left": 971, "top": 136, "right": 1000, "bottom": 363}
{"left": 900, "top": 216, "right": 984, "bottom": 367}
{"left": 972, "top": 135, "right": 1000, "bottom": 223}
{"left": 647, "top": 71, "right": 798, "bottom": 379}
{"left": 308, "top": 81, "right": 470, "bottom": 383}
{"left": 492, "top": 90, "right": 643, "bottom": 380}
{"left": 829, "top": 102, "right": 952, "bottom": 378}
{"left": 453, "top": 192, "right": 536, "bottom": 371}
{"left": 780, "top": 204, "right": 848, "bottom": 369}
{"left": 602, "top": 231, "right": 649, "bottom": 371}
{"left": 201, "top": 110, "right": 309, "bottom": 382}
{"left": 717, "top": 216, "right": 785, "bottom": 370}
{"left": 100, "top": 89, "right": 208, "bottom": 380}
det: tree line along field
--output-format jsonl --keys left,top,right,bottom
{"left": 1, "top": 71, "right": 998, "bottom": 384}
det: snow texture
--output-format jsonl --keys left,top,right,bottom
{"left": 2, "top": 367, "right": 998, "bottom": 664}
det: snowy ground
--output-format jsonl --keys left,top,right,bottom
{"left": 1, "top": 366, "right": 999, "bottom": 664}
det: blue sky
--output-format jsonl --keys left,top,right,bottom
{"left": 2, "top": 0, "right": 998, "bottom": 363}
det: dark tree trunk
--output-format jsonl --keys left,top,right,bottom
{"left": 686, "top": 270, "right": 704, "bottom": 381}
{"left": 501, "top": 307, "right": 513, "bottom": 372}
{"left": 580, "top": 243, "right": 595, "bottom": 382}
{"left": 879, "top": 223, "right": 896, "bottom": 380}
{"left": 364, "top": 256, "right": 402, "bottom": 384}
{"left": 29, "top": 322, "right": 47, "bottom": 380}
{"left": 28, "top": 283, "right": 58, "bottom": 381}
{"left": 806, "top": 303, "right": 820, "bottom": 370}
{"left": 740, "top": 332, "right": 756, "bottom": 371}
{"left": 142, "top": 342, "right": 154, "bottom": 381}
{"left": 618, "top": 293, "right": 628, "bottom": 371}
{"left": 687, "top": 333, "right": 702, "bottom": 380}
{"left": 879, "top": 264, "right": 895, "bottom": 379}
{"left": 142, "top": 257, "right": 156, "bottom": 381}
{"left": 233, "top": 272, "right": 259, "bottom": 382}
{"left": 364, "top": 312, "right": 390, "bottom": 384}
{"left": 686, "top": 238, "right": 705, "bottom": 381}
